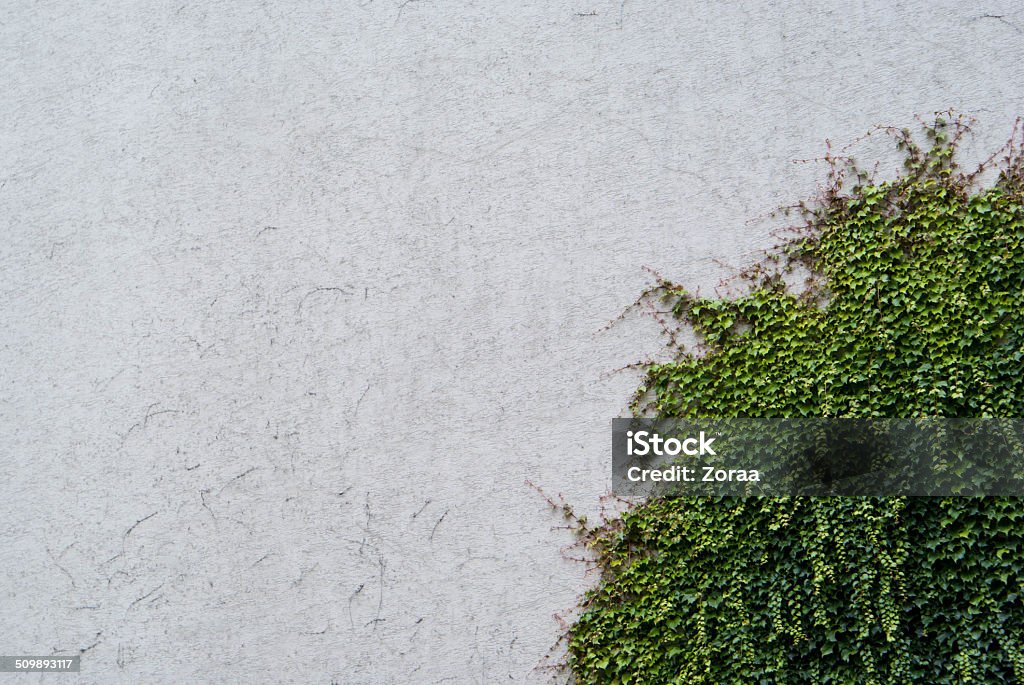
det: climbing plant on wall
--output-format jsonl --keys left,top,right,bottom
{"left": 568, "top": 114, "right": 1024, "bottom": 684}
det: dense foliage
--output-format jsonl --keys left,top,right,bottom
{"left": 569, "top": 117, "right": 1024, "bottom": 684}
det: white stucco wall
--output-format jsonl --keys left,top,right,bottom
{"left": 2, "top": 1, "right": 1023, "bottom": 683}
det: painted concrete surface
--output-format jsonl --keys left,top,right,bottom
{"left": 2, "top": 1, "right": 1023, "bottom": 683}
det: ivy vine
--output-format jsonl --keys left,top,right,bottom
{"left": 568, "top": 114, "right": 1024, "bottom": 684}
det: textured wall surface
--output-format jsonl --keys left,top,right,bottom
{"left": 2, "top": 2, "right": 1024, "bottom": 683}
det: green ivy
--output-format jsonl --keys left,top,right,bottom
{"left": 569, "top": 115, "right": 1024, "bottom": 684}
